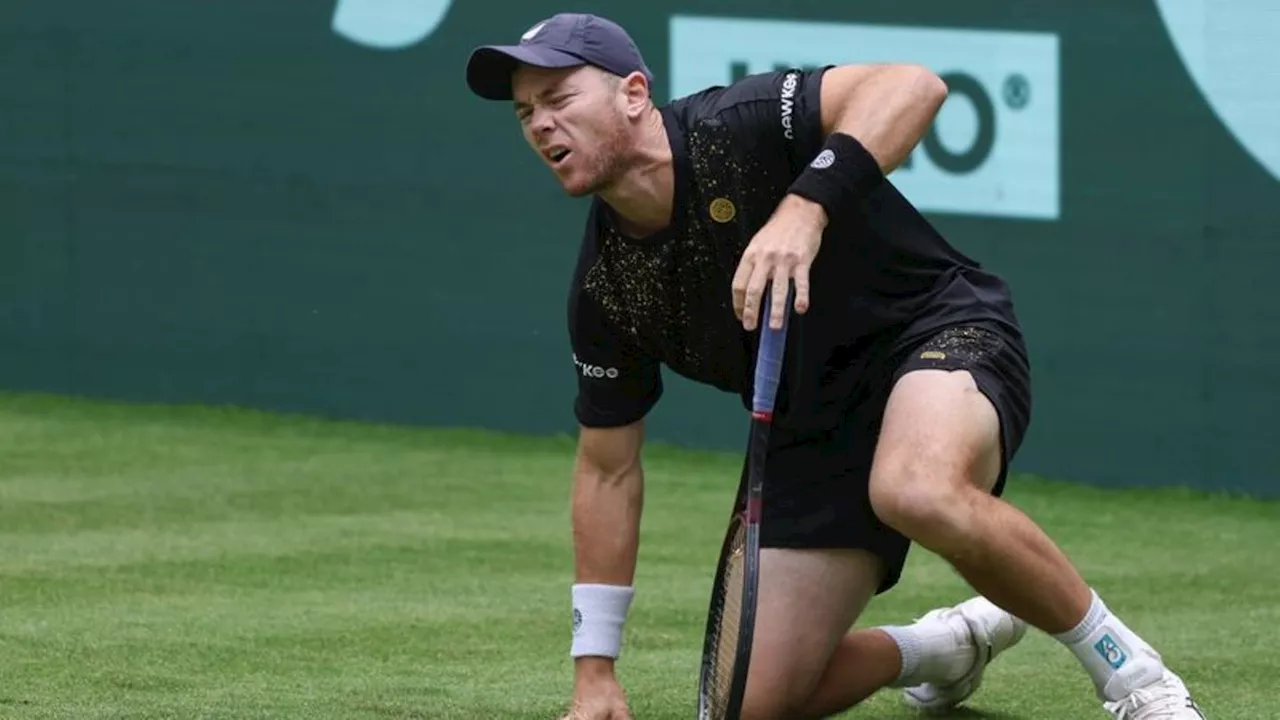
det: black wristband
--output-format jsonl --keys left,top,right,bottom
{"left": 786, "top": 132, "right": 885, "bottom": 216}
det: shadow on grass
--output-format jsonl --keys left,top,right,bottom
{"left": 901, "top": 708, "right": 1023, "bottom": 720}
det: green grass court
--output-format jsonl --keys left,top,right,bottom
{"left": 0, "top": 391, "right": 1275, "bottom": 719}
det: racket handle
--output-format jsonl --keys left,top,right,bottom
{"left": 752, "top": 282, "right": 793, "bottom": 415}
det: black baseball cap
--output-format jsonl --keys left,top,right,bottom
{"left": 465, "top": 13, "right": 653, "bottom": 101}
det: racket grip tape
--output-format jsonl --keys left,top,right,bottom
{"left": 751, "top": 282, "right": 793, "bottom": 415}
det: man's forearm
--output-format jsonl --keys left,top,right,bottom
{"left": 569, "top": 461, "right": 643, "bottom": 673}
{"left": 571, "top": 462, "right": 644, "bottom": 585}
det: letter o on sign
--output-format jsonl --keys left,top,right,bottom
{"left": 924, "top": 72, "right": 996, "bottom": 174}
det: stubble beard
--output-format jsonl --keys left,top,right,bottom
{"left": 567, "top": 112, "right": 633, "bottom": 198}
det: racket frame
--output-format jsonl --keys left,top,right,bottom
{"left": 695, "top": 284, "right": 793, "bottom": 720}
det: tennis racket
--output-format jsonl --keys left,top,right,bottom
{"left": 696, "top": 282, "right": 794, "bottom": 720}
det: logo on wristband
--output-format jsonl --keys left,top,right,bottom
{"left": 572, "top": 607, "right": 583, "bottom": 634}
{"left": 810, "top": 149, "right": 835, "bottom": 169}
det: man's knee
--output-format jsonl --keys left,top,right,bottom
{"left": 869, "top": 464, "right": 977, "bottom": 546}
{"left": 735, "top": 549, "right": 883, "bottom": 720}
{"left": 734, "top": 626, "right": 832, "bottom": 720}
{"left": 739, "top": 679, "right": 804, "bottom": 720}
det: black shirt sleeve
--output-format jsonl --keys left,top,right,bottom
{"left": 709, "top": 66, "right": 832, "bottom": 178}
{"left": 566, "top": 220, "right": 663, "bottom": 429}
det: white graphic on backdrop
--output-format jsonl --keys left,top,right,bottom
{"left": 670, "top": 16, "right": 1060, "bottom": 220}
{"left": 1156, "top": 0, "right": 1280, "bottom": 181}
{"left": 332, "top": 0, "right": 454, "bottom": 50}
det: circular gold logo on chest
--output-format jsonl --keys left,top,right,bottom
{"left": 709, "top": 198, "right": 736, "bottom": 223}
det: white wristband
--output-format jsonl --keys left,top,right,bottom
{"left": 571, "top": 583, "right": 635, "bottom": 659}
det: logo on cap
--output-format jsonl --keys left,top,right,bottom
{"left": 522, "top": 21, "right": 547, "bottom": 42}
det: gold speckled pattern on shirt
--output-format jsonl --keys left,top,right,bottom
{"left": 582, "top": 117, "right": 793, "bottom": 394}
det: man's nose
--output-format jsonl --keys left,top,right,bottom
{"left": 529, "top": 107, "right": 555, "bottom": 135}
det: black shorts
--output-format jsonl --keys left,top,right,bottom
{"left": 734, "top": 321, "right": 1032, "bottom": 594}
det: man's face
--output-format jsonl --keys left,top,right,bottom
{"left": 512, "top": 64, "right": 630, "bottom": 197}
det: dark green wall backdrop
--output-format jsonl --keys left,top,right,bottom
{"left": 3, "top": 1, "right": 1277, "bottom": 497}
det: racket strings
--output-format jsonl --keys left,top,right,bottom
{"left": 707, "top": 528, "right": 747, "bottom": 716}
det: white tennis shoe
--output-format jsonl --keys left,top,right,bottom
{"left": 1103, "top": 667, "right": 1206, "bottom": 719}
{"left": 900, "top": 595, "right": 1028, "bottom": 712}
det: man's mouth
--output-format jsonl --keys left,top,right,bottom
{"left": 544, "top": 147, "right": 571, "bottom": 166}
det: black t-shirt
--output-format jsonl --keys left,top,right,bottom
{"left": 566, "top": 67, "right": 1021, "bottom": 431}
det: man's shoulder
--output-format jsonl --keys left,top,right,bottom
{"left": 664, "top": 67, "right": 828, "bottom": 123}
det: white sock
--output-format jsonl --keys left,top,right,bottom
{"left": 881, "top": 625, "right": 923, "bottom": 687}
{"left": 1053, "top": 589, "right": 1164, "bottom": 701}
{"left": 880, "top": 619, "right": 971, "bottom": 688}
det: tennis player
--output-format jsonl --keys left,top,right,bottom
{"left": 466, "top": 13, "right": 1205, "bottom": 720}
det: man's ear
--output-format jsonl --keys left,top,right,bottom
{"left": 620, "top": 71, "right": 651, "bottom": 117}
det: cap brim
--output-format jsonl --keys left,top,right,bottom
{"left": 465, "top": 45, "right": 586, "bottom": 101}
